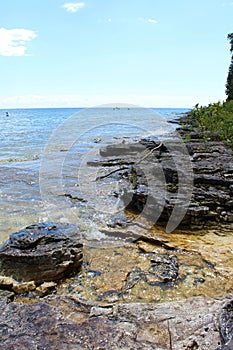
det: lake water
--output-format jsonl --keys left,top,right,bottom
{"left": 0, "top": 107, "right": 188, "bottom": 163}
{"left": 0, "top": 106, "right": 189, "bottom": 244}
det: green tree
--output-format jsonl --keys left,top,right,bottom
{"left": 226, "top": 33, "right": 233, "bottom": 101}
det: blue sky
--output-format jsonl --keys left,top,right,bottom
{"left": 0, "top": 0, "right": 232, "bottom": 108}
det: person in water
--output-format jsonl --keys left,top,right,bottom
{"left": 5, "top": 112, "right": 9, "bottom": 117}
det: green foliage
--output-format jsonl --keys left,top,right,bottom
{"left": 227, "top": 33, "right": 233, "bottom": 53}
{"left": 187, "top": 33, "right": 233, "bottom": 147}
{"left": 167, "top": 183, "right": 178, "bottom": 193}
{"left": 185, "top": 133, "right": 191, "bottom": 142}
{"left": 226, "top": 33, "right": 233, "bottom": 101}
{"left": 189, "top": 101, "right": 233, "bottom": 148}
{"left": 226, "top": 61, "right": 233, "bottom": 101}
{"left": 129, "top": 169, "right": 138, "bottom": 189}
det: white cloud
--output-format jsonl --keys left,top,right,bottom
{"left": 0, "top": 28, "right": 37, "bottom": 56}
{"left": 63, "top": 2, "right": 85, "bottom": 13}
{"left": 147, "top": 18, "right": 157, "bottom": 24}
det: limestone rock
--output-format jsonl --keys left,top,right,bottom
{"left": 100, "top": 139, "right": 233, "bottom": 229}
{"left": 0, "top": 222, "right": 83, "bottom": 283}
{"left": 12, "top": 281, "right": 36, "bottom": 293}
{"left": 0, "top": 275, "right": 14, "bottom": 289}
{"left": 36, "top": 282, "right": 57, "bottom": 296}
{"left": 0, "top": 275, "right": 36, "bottom": 294}
{"left": 0, "top": 295, "right": 229, "bottom": 349}
{"left": 216, "top": 300, "right": 233, "bottom": 350}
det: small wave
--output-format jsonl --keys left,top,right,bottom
{"left": 0, "top": 154, "right": 40, "bottom": 164}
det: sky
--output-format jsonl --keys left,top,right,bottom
{"left": 0, "top": 0, "right": 233, "bottom": 108}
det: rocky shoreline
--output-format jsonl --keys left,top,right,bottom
{"left": 176, "top": 114, "right": 233, "bottom": 228}
{"left": 0, "top": 294, "right": 232, "bottom": 349}
{"left": 94, "top": 118, "right": 233, "bottom": 231}
{"left": 0, "top": 114, "right": 232, "bottom": 349}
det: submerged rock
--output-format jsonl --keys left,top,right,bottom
{"left": 0, "top": 222, "right": 83, "bottom": 283}
{"left": 148, "top": 254, "right": 179, "bottom": 284}
{"left": 122, "top": 253, "right": 179, "bottom": 296}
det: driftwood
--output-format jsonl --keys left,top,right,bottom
{"left": 96, "top": 142, "right": 163, "bottom": 181}
{"left": 96, "top": 166, "right": 129, "bottom": 181}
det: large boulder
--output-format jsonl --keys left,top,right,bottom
{"left": 0, "top": 222, "right": 83, "bottom": 283}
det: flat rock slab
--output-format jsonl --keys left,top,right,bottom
{"left": 96, "top": 139, "right": 233, "bottom": 229}
{"left": 216, "top": 300, "right": 233, "bottom": 350}
{"left": 0, "top": 295, "right": 231, "bottom": 349}
{"left": 0, "top": 222, "right": 83, "bottom": 283}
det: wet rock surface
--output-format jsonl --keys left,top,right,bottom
{"left": 0, "top": 222, "right": 83, "bottom": 283}
{"left": 0, "top": 295, "right": 231, "bottom": 350}
{"left": 92, "top": 129, "right": 233, "bottom": 230}
{"left": 148, "top": 254, "right": 179, "bottom": 283}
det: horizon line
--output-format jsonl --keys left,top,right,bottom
{"left": 0, "top": 106, "right": 192, "bottom": 110}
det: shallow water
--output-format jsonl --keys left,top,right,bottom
{"left": 0, "top": 106, "right": 188, "bottom": 243}
{"left": 49, "top": 226, "right": 233, "bottom": 304}
{"left": 1, "top": 107, "right": 232, "bottom": 304}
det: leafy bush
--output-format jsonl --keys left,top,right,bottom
{"left": 189, "top": 101, "right": 233, "bottom": 148}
